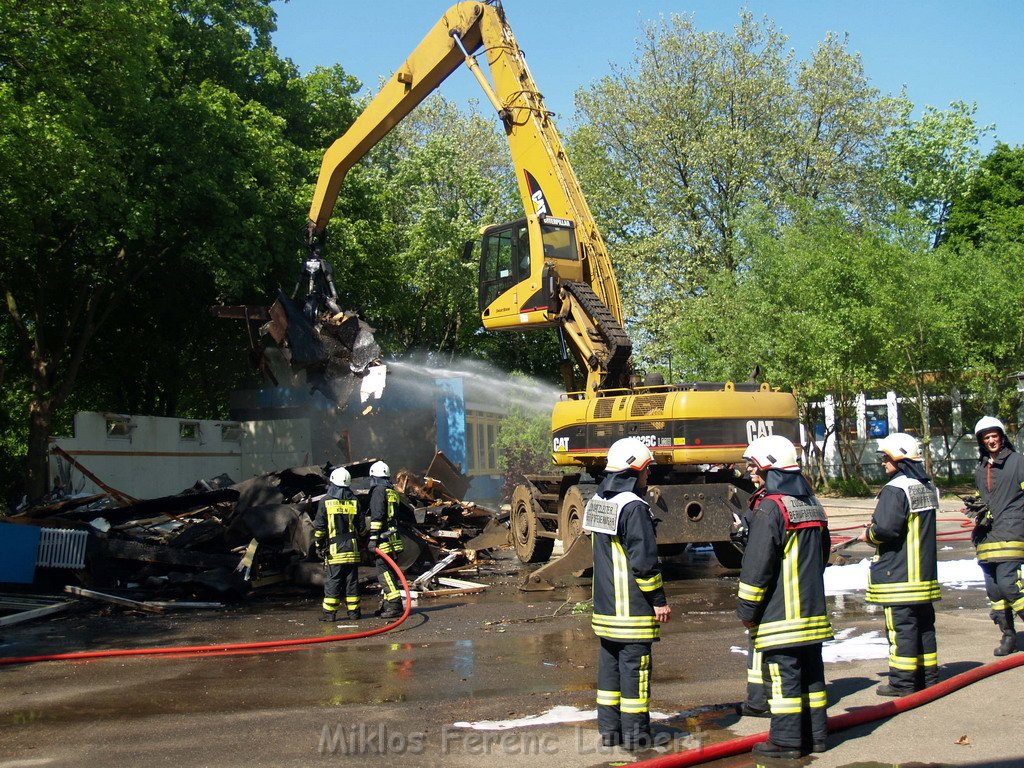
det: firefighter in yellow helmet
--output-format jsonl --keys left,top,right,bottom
{"left": 312, "top": 466, "right": 364, "bottom": 621}
{"left": 857, "top": 432, "right": 940, "bottom": 695}
{"left": 585, "top": 437, "right": 671, "bottom": 751}
{"left": 367, "top": 460, "right": 405, "bottom": 619}
{"left": 738, "top": 435, "right": 832, "bottom": 759}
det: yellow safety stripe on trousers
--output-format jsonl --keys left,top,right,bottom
{"left": 804, "top": 690, "right": 827, "bottom": 708}
{"left": 636, "top": 573, "right": 663, "bottom": 592}
{"left": 920, "top": 652, "right": 938, "bottom": 668}
{"left": 751, "top": 616, "right": 832, "bottom": 648}
{"left": 747, "top": 646, "right": 763, "bottom": 683}
{"left": 345, "top": 596, "right": 360, "bottom": 609}
{"left": 884, "top": 607, "right": 919, "bottom": 670}
{"left": 382, "top": 572, "right": 401, "bottom": 601}
{"left": 377, "top": 536, "right": 404, "bottom": 554}
{"left": 866, "top": 580, "right": 941, "bottom": 603}
{"left": 977, "top": 541, "right": 1024, "bottom": 560}
{"left": 783, "top": 532, "right": 799, "bottom": 621}
{"left": 767, "top": 662, "right": 802, "bottom": 715}
{"left": 1013, "top": 595, "right": 1024, "bottom": 613}
{"left": 611, "top": 538, "right": 630, "bottom": 618}
{"left": 990, "top": 599, "right": 1008, "bottom": 611}
{"left": 907, "top": 512, "right": 921, "bottom": 583}
{"left": 622, "top": 654, "right": 651, "bottom": 714}
{"left": 370, "top": 521, "right": 384, "bottom": 532}
{"left": 738, "top": 581, "right": 766, "bottom": 602}
{"left": 323, "top": 597, "right": 340, "bottom": 609}
{"left": 596, "top": 690, "right": 621, "bottom": 706}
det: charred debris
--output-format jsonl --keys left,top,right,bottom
{"left": 4, "top": 451, "right": 510, "bottom": 612}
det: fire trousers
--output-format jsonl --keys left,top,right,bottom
{"left": 981, "top": 560, "right": 1024, "bottom": 620}
{"left": 762, "top": 644, "right": 827, "bottom": 750}
{"left": 323, "top": 563, "right": 359, "bottom": 615}
{"left": 746, "top": 635, "right": 767, "bottom": 710}
{"left": 596, "top": 639, "right": 652, "bottom": 747}
{"left": 883, "top": 603, "right": 938, "bottom": 691}
{"left": 375, "top": 555, "right": 402, "bottom": 605}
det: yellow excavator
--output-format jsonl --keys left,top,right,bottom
{"left": 305, "top": 1, "right": 800, "bottom": 581}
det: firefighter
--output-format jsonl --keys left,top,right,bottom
{"left": 972, "top": 416, "right": 1024, "bottom": 655}
{"left": 857, "top": 433, "right": 941, "bottom": 695}
{"left": 737, "top": 435, "right": 832, "bottom": 759}
{"left": 584, "top": 437, "right": 672, "bottom": 751}
{"left": 730, "top": 502, "right": 769, "bottom": 718}
{"left": 367, "top": 460, "right": 405, "bottom": 619}
{"left": 312, "top": 467, "right": 364, "bottom": 621}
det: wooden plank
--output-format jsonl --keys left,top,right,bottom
{"left": 64, "top": 586, "right": 165, "bottom": 613}
{"left": 0, "top": 600, "right": 77, "bottom": 627}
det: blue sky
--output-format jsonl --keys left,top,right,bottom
{"left": 270, "top": 1, "right": 1022, "bottom": 150}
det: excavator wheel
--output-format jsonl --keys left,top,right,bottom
{"left": 559, "top": 485, "right": 587, "bottom": 551}
{"left": 712, "top": 541, "right": 744, "bottom": 570}
{"left": 511, "top": 485, "right": 554, "bottom": 564}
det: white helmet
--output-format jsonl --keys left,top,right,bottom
{"left": 743, "top": 435, "right": 799, "bottom": 471}
{"left": 974, "top": 416, "right": 1005, "bottom": 437}
{"left": 877, "top": 432, "right": 922, "bottom": 462}
{"left": 605, "top": 437, "right": 654, "bottom": 473}
{"left": 369, "top": 460, "right": 390, "bottom": 478}
{"left": 329, "top": 467, "right": 351, "bottom": 487}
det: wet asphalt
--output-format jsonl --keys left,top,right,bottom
{"left": 1, "top": 500, "right": 1022, "bottom": 768}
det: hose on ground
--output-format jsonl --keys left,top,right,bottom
{"left": 630, "top": 652, "right": 1024, "bottom": 768}
{"left": 0, "top": 548, "right": 411, "bottom": 667}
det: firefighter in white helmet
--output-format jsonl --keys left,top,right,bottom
{"left": 312, "top": 466, "right": 364, "bottom": 621}
{"left": 972, "top": 416, "right": 1024, "bottom": 655}
{"left": 367, "top": 460, "right": 405, "bottom": 619}
{"left": 584, "top": 437, "right": 671, "bottom": 751}
{"left": 857, "top": 433, "right": 940, "bottom": 694}
{"left": 737, "top": 435, "right": 832, "bottom": 759}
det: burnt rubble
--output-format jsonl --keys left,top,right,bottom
{"left": 3, "top": 452, "right": 509, "bottom": 604}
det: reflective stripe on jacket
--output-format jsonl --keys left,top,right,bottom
{"left": 590, "top": 491, "right": 666, "bottom": 642}
{"left": 737, "top": 492, "right": 833, "bottom": 651}
{"left": 313, "top": 488, "right": 363, "bottom": 564}
{"left": 867, "top": 474, "right": 940, "bottom": 604}
{"left": 975, "top": 449, "right": 1024, "bottom": 562}
{"left": 369, "top": 482, "right": 404, "bottom": 555}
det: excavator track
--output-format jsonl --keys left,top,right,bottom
{"left": 563, "top": 281, "right": 632, "bottom": 389}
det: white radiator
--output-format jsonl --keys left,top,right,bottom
{"left": 36, "top": 528, "right": 89, "bottom": 569}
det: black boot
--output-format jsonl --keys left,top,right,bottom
{"left": 995, "top": 631, "right": 1017, "bottom": 656}
{"left": 347, "top": 610, "right": 362, "bottom": 620}
{"left": 752, "top": 740, "right": 801, "bottom": 759}
{"left": 380, "top": 600, "right": 403, "bottom": 619}
{"left": 993, "top": 612, "right": 1017, "bottom": 656}
{"left": 319, "top": 610, "right": 336, "bottom": 622}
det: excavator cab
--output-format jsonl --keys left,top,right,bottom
{"left": 476, "top": 214, "right": 583, "bottom": 330}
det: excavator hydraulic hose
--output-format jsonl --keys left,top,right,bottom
{"left": 630, "top": 652, "right": 1024, "bottom": 768}
{"left": 0, "top": 549, "right": 411, "bottom": 667}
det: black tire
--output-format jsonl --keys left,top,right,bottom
{"left": 559, "top": 485, "right": 587, "bottom": 550}
{"left": 712, "top": 540, "right": 744, "bottom": 570}
{"left": 512, "top": 485, "right": 554, "bottom": 564}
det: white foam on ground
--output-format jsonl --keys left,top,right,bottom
{"left": 453, "top": 705, "right": 671, "bottom": 730}
{"left": 731, "top": 628, "right": 889, "bottom": 664}
{"left": 824, "top": 558, "right": 985, "bottom": 595}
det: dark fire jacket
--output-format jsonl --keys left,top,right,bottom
{"left": 975, "top": 446, "right": 1024, "bottom": 563}
{"left": 737, "top": 471, "right": 833, "bottom": 651}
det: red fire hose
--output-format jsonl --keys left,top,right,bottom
{"left": 0, "top": 549, "right": 411, "bottom": 666}
{"left": 631, "top": 652, "right": 1024, "bottom": 768}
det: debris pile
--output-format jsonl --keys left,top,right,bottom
{"left": 3, "top": 452, "right": 508, "bottom": 604}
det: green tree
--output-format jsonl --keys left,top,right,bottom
{"left": 572, "top": 10, "right": 904, "bottom": 364}
{"left": 0, "top": 0, "right": 336, "bottom": 501}
{"left": 494, "top": 380, "right": 555, "bottom": 502}
{"left": 884, "top": 100, "right": 993, "bottom": 248}
{"left": 945, "top": 143, "right": 1024, "bottom": 248}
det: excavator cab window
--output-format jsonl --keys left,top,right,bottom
{"left": 540, "top": 220, "right": 577, "bottom": 261}
{"left": 478, "top": 219, "right": 532, "bottom": 312}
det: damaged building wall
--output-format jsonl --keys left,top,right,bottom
{"left": 48, "top": 413, "right": 313, "bottom": 500}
